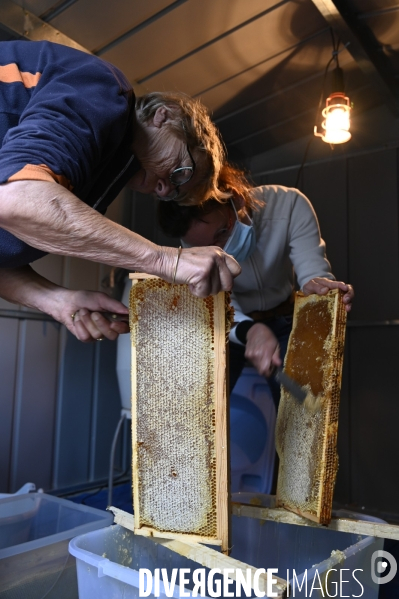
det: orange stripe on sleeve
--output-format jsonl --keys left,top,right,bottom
{"left": 8, "top": 164, "right": 73, "bottom": 191}
{"left": 0, "top": 64, "right": 41, "bottom": 88}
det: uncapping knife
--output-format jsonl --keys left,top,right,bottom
{"left": 101, "top": 312, "right": 129, "bottom": 323}
{"left": 275, "top": 367, "right": 307, "bottom": 403}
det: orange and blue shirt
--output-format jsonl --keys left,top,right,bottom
{"left": 0, "top": 40, "right": 139, "bottom": 267}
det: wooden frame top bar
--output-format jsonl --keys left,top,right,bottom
{"left": 129, "top": 273, "right": 160, "bottom": 279}
{"left": 232, "top": 502, "right": 399, "bottom": 541}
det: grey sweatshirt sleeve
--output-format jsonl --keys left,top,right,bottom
{"left": 288, "top": 190, "right": 335, "bottom": 289}
{"left": 229, "top": 296, "right": 253, "bottom": 345}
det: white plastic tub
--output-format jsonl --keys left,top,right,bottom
{"left": 69, "top": 494, "right": 384, "bottom": 599}
{"left": 0, "top": 493, "right": 113, "bottom": 599}
{"left": 69, "top": 524, "right": 209, "bottom": 599}
{"left": 231, "top": 494, "right": 383, "bottom": 598}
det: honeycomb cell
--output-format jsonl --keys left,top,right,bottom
{"left": 130, "top": 280, "right": 233, "bottom": 538}
{"left": 275, "top": 290, "right": 347, "bottom": 525}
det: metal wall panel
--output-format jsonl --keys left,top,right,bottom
{"left": 32, "top": 253, "right": 64, "bottom": 287}
{"left": 0, "top": 318, "right": 19, "bottom": 491}
{"left": 130, "top": 192, "right": 180, "bottom": 248}
{"left": 0, "top": 254, "right": 63, "bottom": 493}
{"left": 90, "top": 340, "right": 124, "bottom": 480}
{"left": 348, "top": 149, "right": 399, "bottom": 321}
{"left": 263, "top": 169, "right": 298, "bottom": 188}
{"left": 10, "top": 319, "right": 60, "bottom": 491}
{"left": 131, "top": 192, "right": 158, "bottom": 241}
{"left": 0, "top": 296, "right": 20, "bottom": 310}
{"left": 53, "top": 338, "right": 124, "bottom": 487}
{"left": 53, "top": 332, "right": 96, "bottom": 488}
{"left": 303, "top": 158, "right": 348, "bottom": 283}
{"left": 67, "top": 257, "right": 101, "bottom": 292}
{"left": 349, "top": 326, "right": 399, "bottom": 513}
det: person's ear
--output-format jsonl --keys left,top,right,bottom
{"left": 152, "top": 106, "right": 178, "bottom": 128}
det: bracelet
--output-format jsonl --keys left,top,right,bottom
{"left": 172, "top": 246, "right": 182, "bottom": 285}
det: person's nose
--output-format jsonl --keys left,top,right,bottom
{"left": 155, "top": 178, "right": 175, "bottom": 198}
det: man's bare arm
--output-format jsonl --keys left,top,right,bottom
{"left": 0, "top": 181, "right": 240, "bottom": 296}
{"left": 0, "top": 180, "right": 162, "bottom": 269}
{"left": 0, "top": 265, "right": 130, "bottom": 341}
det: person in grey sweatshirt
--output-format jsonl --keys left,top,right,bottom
{"left": 158, "top": 163, "right": 354, "bottom": 404}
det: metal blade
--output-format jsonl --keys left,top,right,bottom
{"left": 275, "top": 368, "right": 307, "bottom": 403}
{"left": 101, "top": 312, "right": 129, "bottom": 323}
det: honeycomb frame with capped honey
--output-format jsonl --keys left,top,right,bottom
{"left": 129, "top": 274, "right": 232, "bottom": 553}
{"left": 276, "top": 290, "right": 347, "bottom": 525}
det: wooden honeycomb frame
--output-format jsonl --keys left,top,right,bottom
{"left": 276, "top": 290, "right": 347, "bottom": 525}
{"left": 129, "top": 274, "right": 231, "bottom": 554}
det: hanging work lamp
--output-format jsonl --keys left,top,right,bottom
{"left": 314, "top": 64, "right": 352, "bottom": 144}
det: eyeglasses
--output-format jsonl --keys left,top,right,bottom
{"left": 158, "top": 145, "right": 196, "bottom": 202}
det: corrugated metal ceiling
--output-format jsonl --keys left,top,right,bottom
{"left": 1, "top": 0, "right": 399, "bottom": 162}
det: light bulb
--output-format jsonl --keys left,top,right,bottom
{"left": 323, "top": 105, "right": 351, "bottom": 143}
{"left": 314, "top": 92, "right": 351, "bottom": 144}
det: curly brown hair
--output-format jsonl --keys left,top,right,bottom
{"left": 136, "top": 91, "right": 228, "bottom": 205}
{"left": 158, "top": 163, "right": 263, "bottom": 237}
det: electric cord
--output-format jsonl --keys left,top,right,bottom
{"left": 80, "top": 466, "right": 131, "bottom": 506}
{"left": 295, "top": 30, "right": 349, "bottom": 189}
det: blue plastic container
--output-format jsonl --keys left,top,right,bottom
{"left": 230, "top": 368, "right": 276, "bottom": 494}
